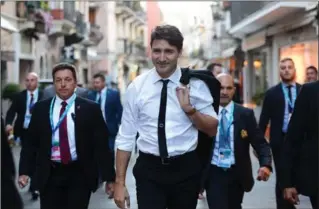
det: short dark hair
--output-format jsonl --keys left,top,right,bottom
{"left": 306, "top": 65, "right": 318, "bottom": 74}
{"left": 207, "top": 63, "right": 222, "bottom": 72}
{"left": 280, "top": 57, "right": 295, "bottom": 65}
{"left": 150, "top": 25, "right": 184, "bottom": 52}
{"left": 52, "top": 62, "right": 77, "bottom": 81}
{"left": 93, "top": 73, "right": 106, "bottom": 82}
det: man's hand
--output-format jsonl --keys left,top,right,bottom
{"left": 5, "top": 125, "right": 13, "bottom": 134}
{"left": 284, "top": 187, "right": 299, "bottom": 205}
{"left": 105, "top": 182, "right": 114, "bottom": 199}
{"left": 18, "top": 175, "right": 29, "bottom": 188}
{"left": 114, "top": 182, "right": 130, "bottom": 209}
{"left": 176, "top": 86, "right": 192, "bottom": 111}
{"left": 257, "top": 167, "right": 271, "bottom": 181}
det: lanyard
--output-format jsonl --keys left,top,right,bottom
{"left": 219, "top": 103, "right": 234, "bottom": 145}
{"left": 49, "top": 94, "right": 76, "bottom": 135}
{"left": 281, "top": 84, "right": 296, "bottom": 110}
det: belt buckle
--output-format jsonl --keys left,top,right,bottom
{"left": 161, "top": 158, "right": 170, "bottom": 165}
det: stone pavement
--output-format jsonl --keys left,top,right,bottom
{"left": 13, "top": 147, "right": 312, "bottom": 209}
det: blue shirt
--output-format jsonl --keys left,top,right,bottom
{"left": 282, "top": 83, "right": 297, "bottom": 133}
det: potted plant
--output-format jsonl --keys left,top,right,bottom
{"left": 2, "top": 83, "right": 20, "bottom": 101}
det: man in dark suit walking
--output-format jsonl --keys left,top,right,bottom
{"left": 259, "top": 58, "right": 301, "bottom": 209}
{"left": 281, "top": 81, "right": 319, "bottom": 209}
{"left": 18, "top": 63, "right": 115, "bottom": 209}
{"left": 205, "top": 73, "right": 272, "bottom": 209}
{"left": 88, "top": 73, "right": 123, "bottom": 197}
{"left": 5, "top": 72, "right": 43, "bottom": 200}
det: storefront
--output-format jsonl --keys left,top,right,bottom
{"left": 274, "top": 24, "right": 318, "bottom": 84}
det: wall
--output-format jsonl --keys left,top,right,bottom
{"left": 146, "top": 1, "right": 162, "bottom": 57}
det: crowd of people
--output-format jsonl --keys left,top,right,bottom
{"left": 1, "top": 24, "right": 318, "bottom": 209}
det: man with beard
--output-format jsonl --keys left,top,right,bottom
{"left": 259, "top": 58, "right": 301, "bottom": 209}
{"left": 114, "top": 25, "right": 219, "bottom": 209}
{"left": 305, "top": 66, "right": 318, "bottom": 83}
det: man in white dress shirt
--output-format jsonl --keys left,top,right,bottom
{"left": 114, "top": 25, "right": 219, "bottom": 209}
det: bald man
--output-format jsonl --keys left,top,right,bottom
{"left": 5, "top": 72, "right": 43, "bottom": 200}
{"left": 205, "top": 73, "right": 272, "bottom": 209}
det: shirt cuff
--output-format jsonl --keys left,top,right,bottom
{"left": 115, "top": 135, "right": 135, "bottom": 152}
{"left": 198, "top": 105, "right": 218, "bottom": 119}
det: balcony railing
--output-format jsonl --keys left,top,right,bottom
{"left": 116, "top": 38, "right": 129, "bottom": 54}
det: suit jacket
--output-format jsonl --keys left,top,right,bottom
{"left": 19, "top": 96, "right": 116, "bottom": 192}
{"left": 259, "top": 83, "right": 301, "bottom": 149}
{"left": 88, "top": 89, "right": 123, "bottom": 136}
{"left": 42, "top": 85, "right": 89, "bottom": 100}
{"left": 206, "top": 104, "right": 272, "bottom": 192}
{"left": 5, "top": 89, "right": 43, "bottom": 137}
{"left": 280, "top": 81, "right": 319, "bottom": 196}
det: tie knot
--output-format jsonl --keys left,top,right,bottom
{"left": 287, "top": 85, "right": 292, "bottom": 89}
{"left": 30, "top": 93, "right": 34, "bottom": 97}
{"left": 61, "top": 101, "right": 68, "bottom": 107}
{"left": 221, "top": 108, "right": 227, "bottom": 115}
{"left": 161, "top": 79, "right": 169, "bottom": 86}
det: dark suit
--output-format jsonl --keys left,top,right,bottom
{"left": 6, "top": 89, "right": 43, "bottom": 139}
{"left": 281, "top": 81, "right": 319, "bottom": 209}
{"left": 1, "top": 116, "right": 23, "bottom": 209}
{"left": 19, "top": 97, "right": 115, "bottom": 209}
{"left": 88, "top": 88, "right": 123, "bottom": 150}
{"left": 259, "top": 83, "right": 301, "bottom": 209}
{"left": 206, "top": 104, "right": 272, "bottom": 209}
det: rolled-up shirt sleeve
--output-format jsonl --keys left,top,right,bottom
{"left": 190, "top": 79, "right": 218, "bottom": 119}
{"left": 115, "top": 83, "right": 138, "bottom": 152}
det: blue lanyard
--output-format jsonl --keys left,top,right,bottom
{"left": 49, "top": 94, "right": 76, "bottom": 134}
{"left": 281, "top": 84, "right": 296, "bottom": 109}
{"left": 219, "top": 103, "right": 234, "bottom": 145}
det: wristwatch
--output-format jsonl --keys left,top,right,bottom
{"left": 185, "top": 107, "right": 197, "bottom": 116}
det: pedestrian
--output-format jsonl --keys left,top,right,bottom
{"left": 205, "top": 73, "right": 272, "bottom": 209}
{"left": 259, "top": 57, "right": 301, "bottom": 209}
{"left": 88, "top": 72, "right": 123, "bottom": 198}
{"left": 281, "top": 81, "right": 318, "bottom": 209}
{"left": 1, "top": 115, "right": 23, "bottom": 209}
{"left": 114, "top": 25, "right": 219, "bottom": 209}
{"left": 305, "top": 65, "right": 318, "bottom": 83}
{"left": 5, "top": 72, "right": 43, "bottom": 200}
{"left": 18, "top": 63, "right": 115, "bottom": 209}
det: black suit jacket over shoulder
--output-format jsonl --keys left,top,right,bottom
{"left": 19, "top": 96, "right": 115, "bottom": 192}
{"left": 231, "top": 104, "right": 272, "bottom": 192}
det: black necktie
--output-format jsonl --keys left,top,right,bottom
{"left": 158, "top": 79, "right": 169, "bottom": 158}
{"left": 287, "top": 85, "right": 293, "bottom": 113}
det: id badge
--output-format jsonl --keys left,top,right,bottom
{"left": 51, "top": 139, "right": 60, "bottom": 161}
{"left": 217, "top": 148, "right": 232, "bottom": 168}
{"left": 23, "top": 115, "right": 32, "bottom": 128}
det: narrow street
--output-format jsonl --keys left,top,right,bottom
{"left": 13, "top": 146, "right": 312, "bottom": 209}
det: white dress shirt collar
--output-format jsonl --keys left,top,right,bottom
{"left": 27, "top": 88, "right": 38, "bottom": 96}
{"left": 151, "top": 66, "right": 182, "bottom": 85}
{"left": 55, "top": 94, "right": 75, "bottom": 105}
{"left": 219, "top": 101, "right": 234, "bottom": 115}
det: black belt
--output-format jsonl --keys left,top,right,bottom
{"left": 139, "top": 151, "right": 196, "bottom": 165}
{"left": 50, "top": 160, "right": 79, "bottom": 169}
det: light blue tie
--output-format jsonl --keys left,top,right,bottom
{"left": 219, "top": 108, "right": 229, "bottom": 149}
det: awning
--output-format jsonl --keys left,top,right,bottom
{"left": 1, "top": 16, "right": 18, "bottom": 32}
{"left": 229, "top": 2, "right": 309, "bottom": 38}
{"left": 221, "top": 46, "right": 237, "bottom": 58}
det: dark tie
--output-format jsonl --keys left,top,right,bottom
{"left": 59, "top": 101, "right": 71, "bottom": 164}
{"left": 29, "top": 93, "right": 34, "bottom": 114}
{"left": 158, "top": 79, "right": 169, "bottom": 158}
{"left": 287, "top": 85, "right": 293, "bottom": 113}
{"left": 219, "top": 108, "right": 229, "bottom": 149}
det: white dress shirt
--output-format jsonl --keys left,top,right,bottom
{"left": 51, "top": 95, "right": 77, "bottom": 161}
{"left": 116, "top": 67, "right": 218, "bottom": 157}
{"left": 96, "top": 86, "right": 107, "bottom": 120}
{"left": 211, "top": 101, "right": 235, "bottom": 166}
{"left": 23, "top": 88, "right": 39, "bottom": 129}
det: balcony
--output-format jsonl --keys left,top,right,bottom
{"left": 115, "top": 1, "right": 146, "bottom": 26}
{"left": 116, "top": 38, "right": 129, "bottom": 55}
{"left": 88, "top": 24, "right": 103, "bottom": 46}
{"left": 64, "top": 11, "right": 84, "bottom": 46}
{"left": 16, "top": 1, "right": 52, "bottom": 36}
{"left": 49, "top": 1, "right": 76, "bottom": 37}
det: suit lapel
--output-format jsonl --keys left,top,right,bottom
{"left": 232, "top": 104, "right": 241, "bottom": 141}
{"left": 74, "top": 97, "right": 82, "bottom": 143}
